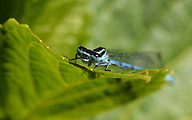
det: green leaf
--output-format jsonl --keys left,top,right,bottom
{"left": 0, "top": 19, "right": 172, "bottom": 120}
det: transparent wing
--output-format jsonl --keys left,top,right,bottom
{"left": 107, "top": 49, "right": 163, "bottom": 69}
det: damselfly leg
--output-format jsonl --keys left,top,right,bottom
{"left": 64, "top": 53, "right": 80, "bottom": 64}
{"left": 94, "top": 62, "right": 111, "bottom": 71}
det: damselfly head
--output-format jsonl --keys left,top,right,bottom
{"left": 76, "top": 46, "right": 91, "bottom": 63}
{"left": 77, "top": 46, "right": 88, "bottom": 56}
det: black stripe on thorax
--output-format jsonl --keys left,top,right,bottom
{"left": 78, "top": 46, "right": 106, "bottom": 57}
{"left": 92, "top": 47, "right": 106, "bottom": 52}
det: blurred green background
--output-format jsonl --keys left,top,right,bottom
{"left": 1, "top": 0, "right": 192, "bottom": 120}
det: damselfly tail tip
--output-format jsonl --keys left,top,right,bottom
{"left": 164, "top": 74, "right": 175, "bottom": 85}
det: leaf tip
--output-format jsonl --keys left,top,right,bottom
{"left": 8, "top": 18, "right": 18, "bottom": 23}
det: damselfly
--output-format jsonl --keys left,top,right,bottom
{"left": 63, "top": 46, "right": 163, "bottom": 71}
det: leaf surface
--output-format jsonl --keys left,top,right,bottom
{"left": 0, "top": 19, "right": 172, "bottom": 120}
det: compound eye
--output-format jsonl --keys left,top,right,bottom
{"left": 78, "top": 46, "right": 85, "bottom": 51}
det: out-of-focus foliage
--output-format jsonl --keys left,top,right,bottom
{"left": 0, "top": 0, "right": 192, "bottom": 120}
